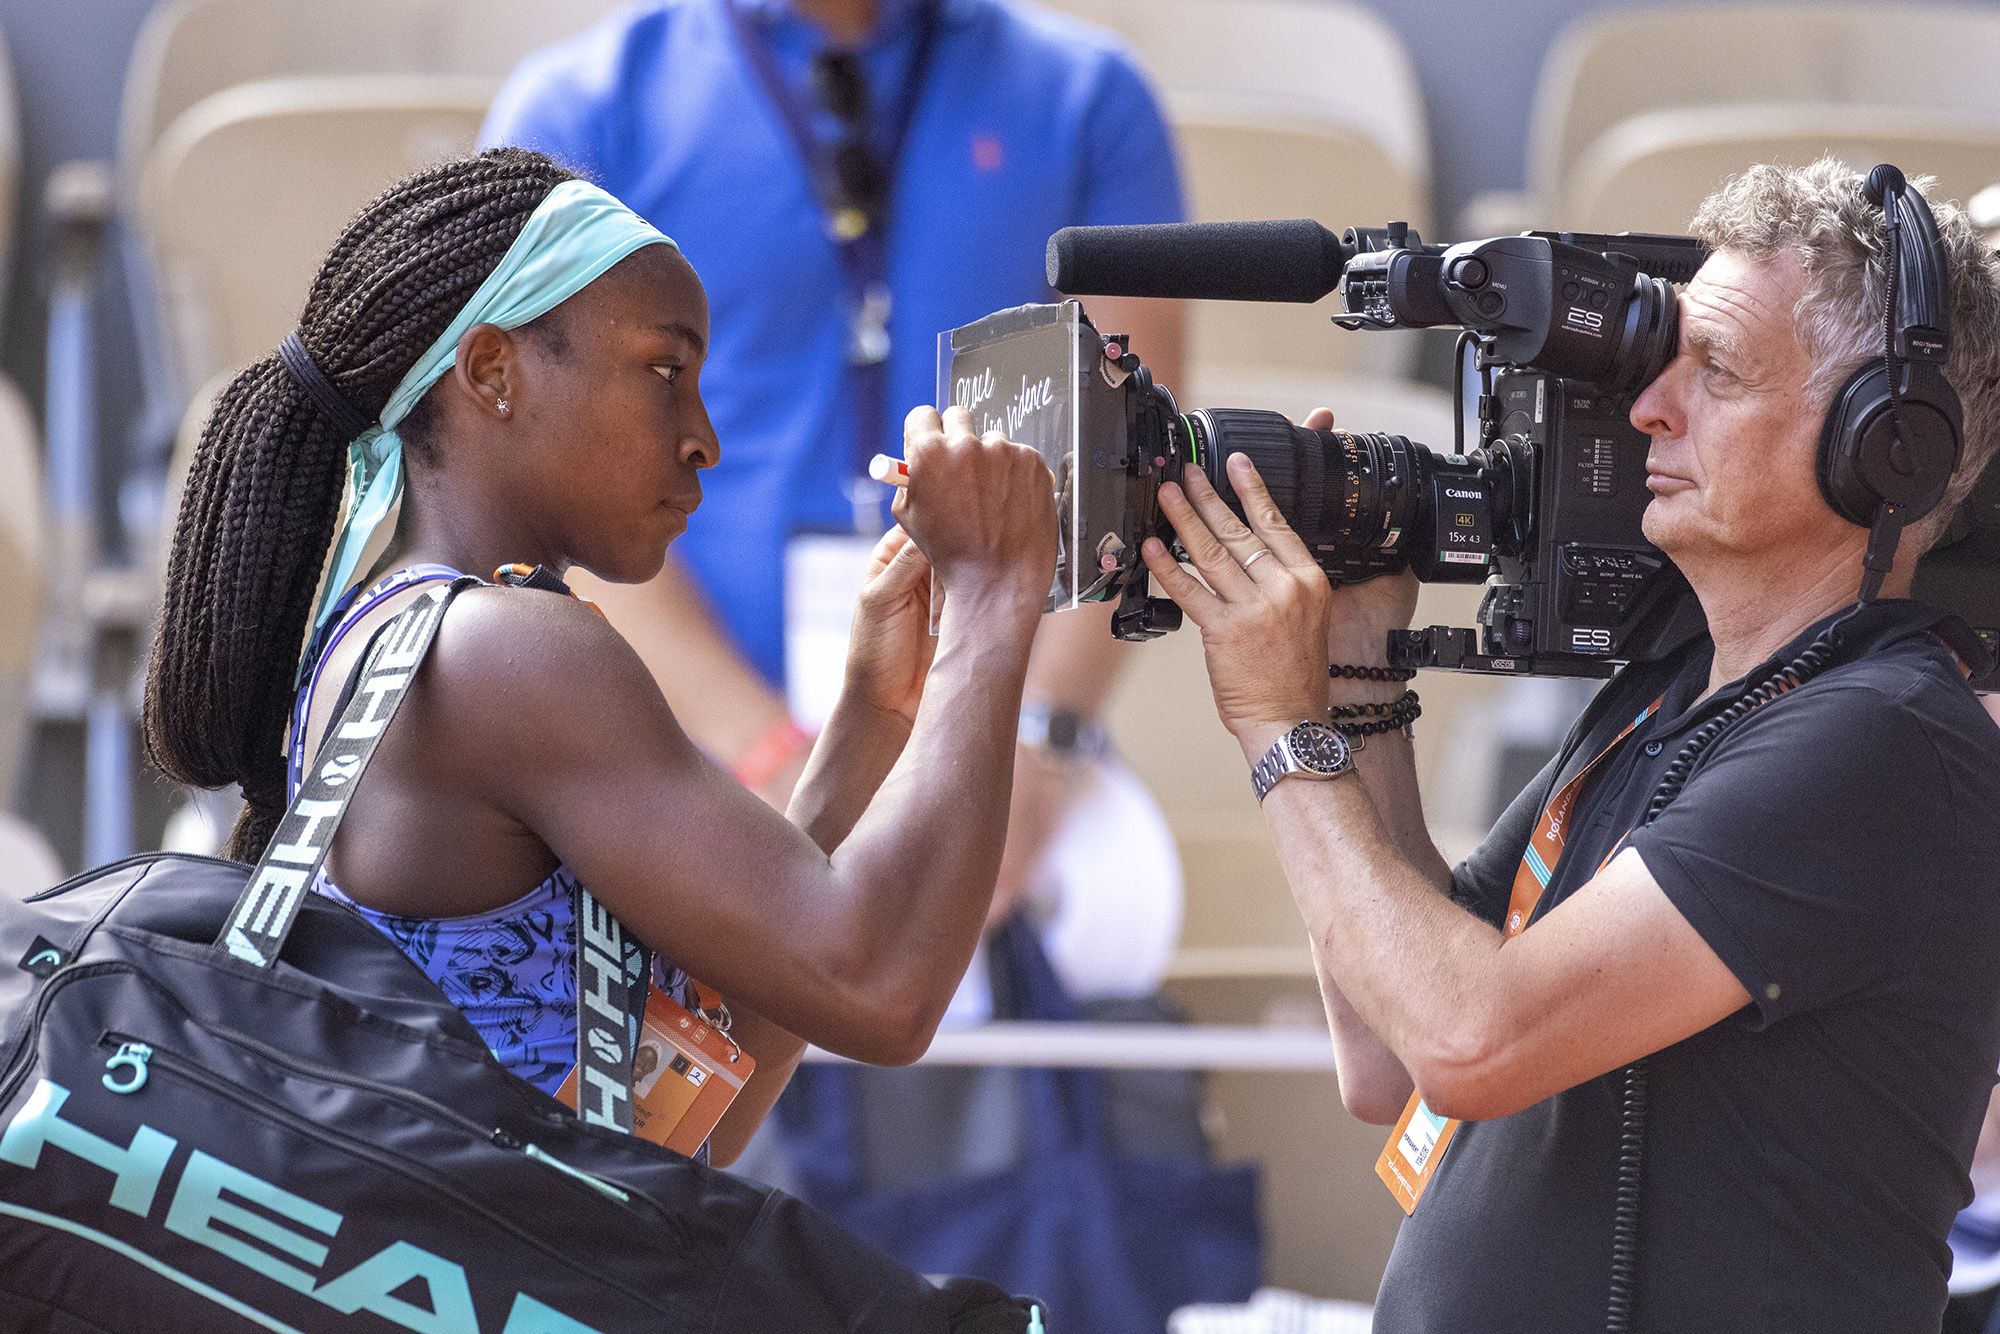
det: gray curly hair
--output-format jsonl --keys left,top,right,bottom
{"left": 1689, "top": 158, "right": 2000, "bottom": 550}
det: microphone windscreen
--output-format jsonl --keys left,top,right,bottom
{"left": 1047, "top": 220, "right": 1349, "bottom": 304}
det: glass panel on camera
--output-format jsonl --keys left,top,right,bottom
{"left": 938, "top": 302, "right": 1132, "bottom": 613}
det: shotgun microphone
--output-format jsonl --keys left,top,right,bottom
{"left": 1046, "top": 219, "right": 1351, "bottom": 303}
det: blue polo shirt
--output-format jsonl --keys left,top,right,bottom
{"left": 482, "top": 0, "right": 1184, "bottom": 683}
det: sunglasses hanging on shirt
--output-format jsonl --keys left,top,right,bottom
{"left": 810, "top": 51, "right": 892, "bottom": 243}
{"left": 809, "top": 49, "right": 895, "bottom": 368}
{"left": 726, "top": 0, "right": 944, "bottom": 529}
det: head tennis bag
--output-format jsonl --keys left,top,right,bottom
{"left": 0, "top": 580, "right": 1041, "bottom": 1333}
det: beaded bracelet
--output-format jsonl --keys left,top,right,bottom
{"left": 1328, "top": 662, "right": 1415, "bottom": 682}
{"left": 1328, "top": 689, "right": 1419, "bottom": 720}
{"left": 1329, "top": 695, "right": 1421, "bottom": 740}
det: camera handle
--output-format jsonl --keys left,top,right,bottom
{"left": 1112, "top": 573, "right": 1182, "bottom": 639}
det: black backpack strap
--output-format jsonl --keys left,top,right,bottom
{"left": 221, "top": 571, "right": 650, "bottom": 1136}
{"left": 217, "top": 576, "right": 480, "bottom": 966}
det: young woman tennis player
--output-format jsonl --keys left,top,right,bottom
{"left": 144, "top": 149, "right": 1057, "bottom": 1165}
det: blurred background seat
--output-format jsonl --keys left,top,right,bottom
{"left": 135, "top": 76, "right": 491, "bottom": 400}
{"left": 114, "top": 0, "right": 630, "bottom": 537}
{"left": 0, "top": 20, "right": 22, "bottom": 351}
{"left": 0, "top": 366, "right": 62, "bottom": 889}
{"left": 1465, "top": 1, "right": 2000, "bottom": 233}
{"left": 0, "top": 370, "right": 44, "bottom": 799}
{"left": 1556, "top": 105, "right": 2000, "bottom": 233}
{"left": 117, "top": 0, "right": 630, "bottom": 205}
{"left": 1039, "top": 0, "right": 1432, "bottom": 387}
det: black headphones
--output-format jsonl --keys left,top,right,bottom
{"left": 1815, "top": 164, "right": 1963, "bottom": 594}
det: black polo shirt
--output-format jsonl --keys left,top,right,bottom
{"left": 1372, "top": 599, "right": 2000, "bottom": 1334}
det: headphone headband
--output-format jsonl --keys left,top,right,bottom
{"left": 1870, "top": 168, "right": 1953, "bottom": 364}
{"left": 1814, "top": 164, "right": 1965, "bottom": 599}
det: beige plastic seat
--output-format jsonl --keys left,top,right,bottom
{"left": 0, "top": 20, "right": 20, "bottom": 321}
{"left": 0, "top": 813, "right": 63, "bottom": 895}
{"left": 1463, "top": 2, "right": 2000, "bottom": 235}
{"left": 118, "top": 0, "right": 628, "bottom": 205}
{"left": 0, "top": 372, "right": 43, "bottom": 804}
{"left": 1529, "top": 4, "right": 2000, "bottom": 213}
{"left": 1557, "top": 105, "right": 2000, "bottom": 234}
{"left": 137, "top": 77, "right": 491, "bottom": 398}
{"left": 1172, "top": 109, "right": 1431, "bottom": 387}
{"left": 1036, "top": 0, "right": 1432, "bottom": 385}
{"left": 1038, "top": 0, "right": 1427, "bottom": 182}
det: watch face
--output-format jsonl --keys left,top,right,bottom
{"left": 1287, "top": 722, "right": 1349, "bottom": 774}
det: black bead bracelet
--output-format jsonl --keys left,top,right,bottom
{"left": 1328, "top": 662, "right": 1415, "bottom": 682}
{"left": 1328, "top": 689, "right": 1419, "bottom": 720}
{"left": 1329, "top": 693, "right": 1421, "bottom": 739}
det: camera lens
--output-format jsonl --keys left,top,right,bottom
{"left": 1174, "top": 409, "right": 1497, "bottom": 584}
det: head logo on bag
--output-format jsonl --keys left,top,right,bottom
{"left": 17, "top": 937, "right": 67, "bottom": 977}
{"left": 0, "top": 1078, "right": 604, "bottom": 1333}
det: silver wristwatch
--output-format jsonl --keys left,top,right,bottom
{"left": 1250, "top": 720, "right": 1355, "bottom": 801}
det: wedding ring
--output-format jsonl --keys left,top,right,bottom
{"left": 1243, "top": 547, "right": 1273, "bottom": 571}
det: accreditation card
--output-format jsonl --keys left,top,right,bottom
{"left": 557, "top": 985, "right": 754, "bottom": 1156}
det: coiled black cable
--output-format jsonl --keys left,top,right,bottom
{"left": 1602, "top": 608, "right": 1857, "bottom": 1332}
{"left": 1604, "top": 1056, "right": 1650, "bottom": 1332}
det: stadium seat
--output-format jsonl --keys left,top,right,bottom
{"left": 1465, "top": 2, "right": 2000, "bottom": 233}
{"left": 1557, "top": 105, "right": 2000, "bottom": 234}
{"left": 118, "top": 0, "right": 627, "bottom": 203}
{"left": 0, "top": 372, "right": 43, "bottom": 805}
{"left": 0, "top": 20, "right": 21, "bottom": 338}
{"left": 1036, "top": 0, "right": 1433, "bottom": 384}
{"left": 114, "top": 0, "right": 629, "bottom": 496}
{"left": 135, "top": 77, "right": 490, "bottom": 400}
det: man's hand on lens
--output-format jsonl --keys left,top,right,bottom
{"left": 1139, "top": 444, "right": 1334, "bottom": 747}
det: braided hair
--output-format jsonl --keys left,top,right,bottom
{"left": 144, "top": 147, "right": 578, "bottom": 860}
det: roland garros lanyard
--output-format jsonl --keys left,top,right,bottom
{"left": 723, "top": 0, "right": 944, "bottom": 529}
{"left": 1375, "top": 692, "right": 1667, "bottom": 1214}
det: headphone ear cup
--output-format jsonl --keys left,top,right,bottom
{"left": 1818, "top": 363, "right": 1963, "bottom": 526}
{"left": 1817, "top": 364, "right": 1886, "bottom": 525}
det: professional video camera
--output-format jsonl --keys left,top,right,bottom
{"left": 936, "top": 218, "right": 1998, "bottom": 685}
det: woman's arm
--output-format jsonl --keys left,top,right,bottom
{"left": 428, "top": 409, "right": 1055, "bottom": 1066}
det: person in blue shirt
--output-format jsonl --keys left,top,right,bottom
{"left": 481, "top": 0, "right": 1186, "bottom": 944}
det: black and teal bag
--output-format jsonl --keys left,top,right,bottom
{"left": 0, "top": 580, "right": 1041, "bottom": 1332}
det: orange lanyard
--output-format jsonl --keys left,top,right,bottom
{"left": 1501, "top": 693, "right": 1666, "bottom": 938}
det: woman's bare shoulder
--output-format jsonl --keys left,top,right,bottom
{"left": 420, "top": 583, "right": 694, "bottom": 774}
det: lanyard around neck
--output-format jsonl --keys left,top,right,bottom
{"left": 723, "top": 0, "right": 944, "bottom": 515}
{"left": 1503, "top": 694, "right": 1667, "bottom": 938}
{"left": 723, "top": 0, "right": 941, "bottom": 262}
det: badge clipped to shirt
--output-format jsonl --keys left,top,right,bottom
{"left": 557, "top": 984, "right": 754, "bottom": 1156}
{"left": 1375, "top": 1092, "right": 1462, "bottom": 1214}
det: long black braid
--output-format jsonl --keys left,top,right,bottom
{"left": 144, "top": 147, "right": 578, "bottom": 860}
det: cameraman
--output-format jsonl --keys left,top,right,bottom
{"left": 1141, "top": 160, "right": 2000, "bottom": 1330}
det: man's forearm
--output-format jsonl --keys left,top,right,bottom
{"left": 1246, "top": 719, "right": 1505, "bottom": 1096}
{"left": 1283, "top": 644, "right": 1455, "bottom": 1116}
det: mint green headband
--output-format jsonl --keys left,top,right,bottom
{"left": 307, "top": 178, "right": 679, "bottom": 639}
